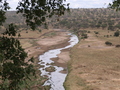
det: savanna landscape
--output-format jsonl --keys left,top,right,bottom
{"left": 0, "top": 3, "right": 120, "bottom": 90}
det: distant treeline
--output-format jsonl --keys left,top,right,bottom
{"left": 50, "top": 8, "right": 120, "bottom": 31}
{"left": 4, "top": 8, "right": 120, "bottom": 31}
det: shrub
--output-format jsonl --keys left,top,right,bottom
{"left": 88, "top": 45, "right": 90, "bottom": 47}
{"left": 116, "top": 45, "right": 120, "bottom": 48}
{"left": 94, "top": 31, "right": 99, "bottom": 34}
{"left": 114, "top": 31, "right": 119, "bottom": 37}
{"left": 107, "top": 35, "right": 109, "bottom": 38}
{"left": 105, "top": 41, "right": 112, "bottom": 46}
{"left": 87, "top": 31, "right": 90, "bottom": 33}
{"left": 81, "top": 33, "right": 88, "bottom": 38}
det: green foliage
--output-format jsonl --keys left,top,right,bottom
{"left": 0, "top": 10, "right": 6, "bottom": 25}
{"left": 0, "top": 24, "right": 36, "bottom": 89}
{"left": 16, "top": 0, "right": 69, "bottom": 30}
{"left": 0, "top": 0, "right": 10, "bottom": 25}
{"left": 109, "top": 0, "right": 120, "bottom": 11}
{"left": 0, "top": 0, "right": 69, "bottom": 89}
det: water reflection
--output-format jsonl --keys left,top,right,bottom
{"left": 38, "top": 33, "right": 79, "bottom": 90}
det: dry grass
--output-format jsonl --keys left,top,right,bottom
{"left": 90, "top": 29, "right": 120, "bottom": 45}
{"left": 64, "top": 29, "right": 120, "bottom": 90}
{"left": 19, "top": 29, "right": 54, "bottom": 49}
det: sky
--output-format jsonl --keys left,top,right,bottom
{"left": 8, "top": 0, "right": 112, "bottom": 10}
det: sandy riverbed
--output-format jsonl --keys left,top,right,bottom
{"left": 23, "top": 29, "right": 71, "bottom": 66}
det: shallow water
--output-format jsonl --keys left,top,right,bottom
{"left": 38, "top": 33, "right": 79, "bottom": 90}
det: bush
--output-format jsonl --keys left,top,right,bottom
{"left": 116, "top": 45, "right": 120, "bottom": 48}
{"left": 105, "top": 41, "right": 112, "bottom": 46}
{"left": 94, "top": 31, "right": 99, "bottom": 34}
{"left": 87, "top": 31, "right": 90, "bottom": 33}
{"left": 107, "top": 35, "right": 109, "bottom": 38}
{"left": 81, "top": 33, "right": 88, "bottom": 38}
{"left": 114, "top": 31, "right": 119, "bottom": 37}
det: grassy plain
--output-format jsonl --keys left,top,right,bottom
{"left": 64, "top": 29, "right": 120, "bottom": 90}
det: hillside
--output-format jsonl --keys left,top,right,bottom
{"left": 2, "top": 8, "right": 120, "bottom": 32}
{"left": 51, "top": 8, "right": 120, "bottom": 31}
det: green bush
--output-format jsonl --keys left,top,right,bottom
{"left": 105, "top": 41, "right": 112, "bottom": 46}
{"left": 81, "top": 33, "right": 88, "bottom": 38}
{"left": 94, "top": 31, "right": 99, "bottom": 34}
{"left": 114, "top": 31, "right": 119, "bottom": 37}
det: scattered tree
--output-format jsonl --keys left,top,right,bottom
{"left": 114, "top": 31, "right": 120, "bottom": 37}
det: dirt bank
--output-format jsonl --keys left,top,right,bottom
{"left": 22, "top": 29, "right": 71, "bottom": 66}
{"left": 19, "top": 29, "right": 72, "bottom": 89}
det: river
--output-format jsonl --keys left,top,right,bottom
{"left": 38, "top": 33, "right": 79, "bottom": 90}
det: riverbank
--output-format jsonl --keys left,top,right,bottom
{"left": 23, "top": 29, "right": 70, "bottom": 64}
{"left": 39, "top": 33, "right": 79, "bottom": 90}
{"left": 19, "top": 29, "right": 69, "bottom": 60}
{"left": 20, "top": 29, "right": 71, "bottom": 89}
{"left": 64, "top": 29, "right": 120, "bottom": 90}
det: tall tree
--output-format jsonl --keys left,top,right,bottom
{"left": 0, "top": 0, "right": 69, "bottom": 89}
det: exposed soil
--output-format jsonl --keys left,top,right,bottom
{"left": 24, "top": 29, "right": 71, "bottom": 66}
{"left": 21, "top": 29, "right": 71, "bottom": 89}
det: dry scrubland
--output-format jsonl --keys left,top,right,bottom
{"left": 3, "top": 9, "right": 120, "bottom": 90}
{"left": 64, "top": 29, "right": 120, "bottom": 90}
{"left": 19, "top": 29, "right": 120, "bottom": 90}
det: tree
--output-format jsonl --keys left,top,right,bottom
{"left": 0, "top": 0, "right": 69, "bottom": 89}
{"left": 0, "top": 24, "right": 35, "bottom": 90}
{"left": 114, "top": 31, "right": 120, "bottom": 37}
{"left": 101, "top": 24, "right": 107, "bottom": 29}
{"left": 109, "top": 0, "right": 120, "bottom": 11}
{"left": 16, "top": 0, "right": 69, "bottom": 30}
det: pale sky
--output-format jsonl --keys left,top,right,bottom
{"left": 8, "top": 0, "right": 112, "bottom": 10}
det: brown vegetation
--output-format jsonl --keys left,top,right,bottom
{"left": 64, "top": 29, "right": 120, "bottom": 90}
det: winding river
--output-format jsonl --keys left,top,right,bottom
{"left": 38, "top": 33, "right": 79, "bottom": 90}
